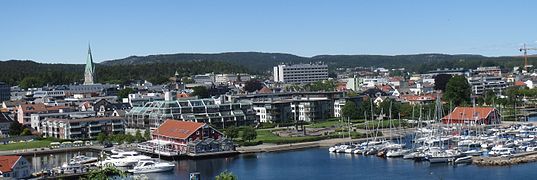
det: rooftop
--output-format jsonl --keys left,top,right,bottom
{"left": 153, "top": 119, "right": 206, "bottom": 140}
{"left": 0, "top": 156, "right": 21, "bottom": 173}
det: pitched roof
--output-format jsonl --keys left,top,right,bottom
{"left": 19, "top": 103, "right": 70, "bottom": 113}
{"left": 401, "top": 95, "right": 437, "bottom": 101}
{"left": 0, "top": 113, "right": 13, "bottom": 123}
{"left": 258, "top": 86, "right": 272, "bottom": 94}
{"left": 0, "top": 156, "right": 20, "bottom": 173}
{"left": 514, "top": 81, "right": 526, "bottom": 86}
{"left": 153, "top": 119, "right": 206, "bottom": 140}
{"left": 442, "top": 107, "right": 497, "bottom": 121}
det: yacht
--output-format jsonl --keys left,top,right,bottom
{"left": 488, "top": 147, "right": 514, "bottom": 157}
{"left": 101, "top": 151, "right": 152, "bottom": 167}
{"left": 56, "top": 162, "right": 86, "bottom": 174}
{"left": 128, "top": 159, "right": 175, "bottom": 174}
{"left": 454, "top": 156, "right": 473, "bottom": 164}
{"left": 70, "top": 155, "right": 98, "bottom": 164}
{"left": 386, "top": 149, "right": 410, "bottom": 157}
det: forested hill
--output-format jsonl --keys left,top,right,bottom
{"left": 100, "top": 52, "right": 309, "bottom": 71}
{"left": 1, "top": 52, "right": 536, "bottom": 87}
{"left": 0, "top": 60, "right": 249, "bottom": 87}
{"left": 101, "top": 52, "right": 534, "bottom": 73}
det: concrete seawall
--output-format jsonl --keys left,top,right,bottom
{"left": 473, "top": 151, "right": 537, "bottom": 166}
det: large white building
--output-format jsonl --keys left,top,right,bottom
{"left": 273, "top": 63, "right": 328, "bottom": 83}
{"left": 468, "top": 76, "right": 507, "bottom": 95}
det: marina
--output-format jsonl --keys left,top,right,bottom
{"left": 23, "top": 147, "right": 537, "bottom": 180}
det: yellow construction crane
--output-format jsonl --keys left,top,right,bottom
{"left": 520, "top": 43, "right": 537, "bottom": 72}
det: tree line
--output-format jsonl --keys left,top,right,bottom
{"left": 0, "top": 60, "right": 250, "bottom": 89}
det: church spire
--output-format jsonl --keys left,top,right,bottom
{"left": 84, "top": 43, "right": 96, "bottom": 85}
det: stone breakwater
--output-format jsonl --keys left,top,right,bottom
{"left": 473, "top": 151, "right": 537, "bottom": 166}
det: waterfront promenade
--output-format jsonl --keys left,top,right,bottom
{"left": 238, "top": 127, "right": 412, "bottom": 153}
{"left": 0, "top": 145, "right": 103, "bottom": 156}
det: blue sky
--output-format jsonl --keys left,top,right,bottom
{"left": 1, "top": 0, "right": 537, "bottom": 63}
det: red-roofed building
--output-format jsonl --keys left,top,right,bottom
{"left": 514, "top": 81, "right": 526, "bottom": 87}
{"left": 0, "top": 156, "right": 31, "bottom": 179}
{"left": 146, "top": 119, "right": 230, "bottom": 154}
{"left": 258, "top": 86, "right": 272, "bottom": 94}
{"left": 441, "top": 107, "right": 501, "bottom": 125}
{"left": 16, "top": 103, "right": 73, "bottom": 126}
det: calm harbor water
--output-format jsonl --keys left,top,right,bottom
{"left": 26, "top": 148, "right": 537, "bottom": 180}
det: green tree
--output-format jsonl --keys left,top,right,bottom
{"left": 307, "top": 80, "right": 336, "bottom": 91}
{"left": 19, "top": 76, "right": 44, "bottom": 89}
{"left": 359, "top": 98, "right": 373, "bottom": 119}
{"left": 83, "top": 166, "right": 126, "bottom": 180}
{"left": 125, "top": 134, "right": 135, "bottom": 144}
{"left": 433, "top": 74, "right": 452, "bottom": 91}
{"left": 191, "top": 86, "right": 209, "bottom": 98}
{"left": 97, "top": 133, "right": 107, "bottom": 143}
{"left": 241, "top": 127, "right": 257, "bottom": 142}
{"left": 135, "top": 129, "right": 144, "bottom": 142}
{"left": 243, "top": 80, "right": 263, "bottom": 92}
{"left": 377, "top": 98, "right": 400, "bottom": 119}
{"left": 484, "top": 90, "right": 496, "bottom": 105}
{"left": 144, "top": 129, "right": 151, "bottom": 140}
{"left": 20, "top": 128, "right": 32, "bottom": 136}
{"left": 443, "top": 75, "right": 471, "bottom": 106}
{"left": 8, "top": 121, "right": 23, "bottom": 136}
{"left": 117, "top": 88, "right": 134, "bottom": 99}
{"left": 215, "top": 170, "right": 237, "bottom": 180}
{"left": 224, "top": 126, "right": 239, "bottom": 140}
{"left": 347, "top": 90, "right": 358, "bottom": 97}
{"left": 341, "top": 101, "right": 359, "bottom": 119}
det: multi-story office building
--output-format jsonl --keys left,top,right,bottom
{"left": 41, "top": 116, "right": 125, "bottom": 139}
{"left": 273, "top": 63, "right": 328, "bottom": 83}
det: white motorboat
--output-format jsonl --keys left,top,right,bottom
{"left": 462, "top": 149, "right": 483, "bottom": 156}
{"left": 454, "top": 156, "right": 473, "bottom": 164}
{"left": 328, "top": 145, "right": 339, "bottom": 153}
{"left": 386, "top": 149, "right": 410, "bottom": 157}
{"left": 101, "top": 151, "right": 152, "bottom": 167}
{"left": 56, "top": 162, "right": 86, "bottom": 174}
{"left": 71, "top": 155, "right": 98, "bottom": 164}
{"left": 488, "top": 147, "right": 514, "bottom": 157}
{"left": 426, "top": 150, "right": 460, "bottom": 164}
{"left": 336, "top": 145, "right": 349, "bottom": 153}
{"left": 128, "top": 159, "right": 175, "bottom": 174}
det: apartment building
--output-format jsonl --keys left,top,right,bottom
{"left": 273, "top": 63, "right": 329, "bottom": 83}
{"left": 41, "top": 116, "right": 125, "bottom": 139}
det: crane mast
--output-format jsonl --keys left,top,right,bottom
{"left": 520, "top": 43, "right": 537, "bottom": 72}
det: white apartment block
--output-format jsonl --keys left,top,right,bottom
{"left": 334, "top": 99, "right": 345, "bottom": 118}
{"left": 468, "top": 76, "right": 507, "bottom": 95}
{"left": 273, "top": 64, "right": 328, "bottom": 83}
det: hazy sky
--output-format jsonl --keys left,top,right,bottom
{"left": 1, "top": 0, "right": 537, "bottom": 63}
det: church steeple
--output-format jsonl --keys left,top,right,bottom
{"left": 84, "top": 44, "right": 96, "bottom": 85}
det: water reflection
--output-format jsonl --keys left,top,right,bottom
{"left": 25, "top": 151, "right": 99, "bottom": 172}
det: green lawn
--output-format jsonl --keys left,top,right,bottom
{"left": 0, "top": 140, "right": 53, "bottom": 151}
{"left": 308, "top": 119, "right": 365, "bottom": 128}
{"left": 355, "top": 120, "right": 406, "bottom": 129}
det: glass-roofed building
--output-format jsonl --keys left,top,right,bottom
{"left": 126, "top": 98, "right": 255, "bottom": 129}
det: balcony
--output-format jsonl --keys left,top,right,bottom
{"left": 89, "top": 129, "right": 101, "bottom": 133}
{"left": 70, "top": 131, "right": 82, "bottom": 135}
{"left": 69, "top": 125, "right": 82, "bottom": 128}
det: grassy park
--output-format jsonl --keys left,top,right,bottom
{"left": 0, "top": 139, "right": 53, "bottom": 151}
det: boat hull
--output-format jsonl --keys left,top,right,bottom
{"left": 129, "top": 165, "right": 175, "bottom": 174}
